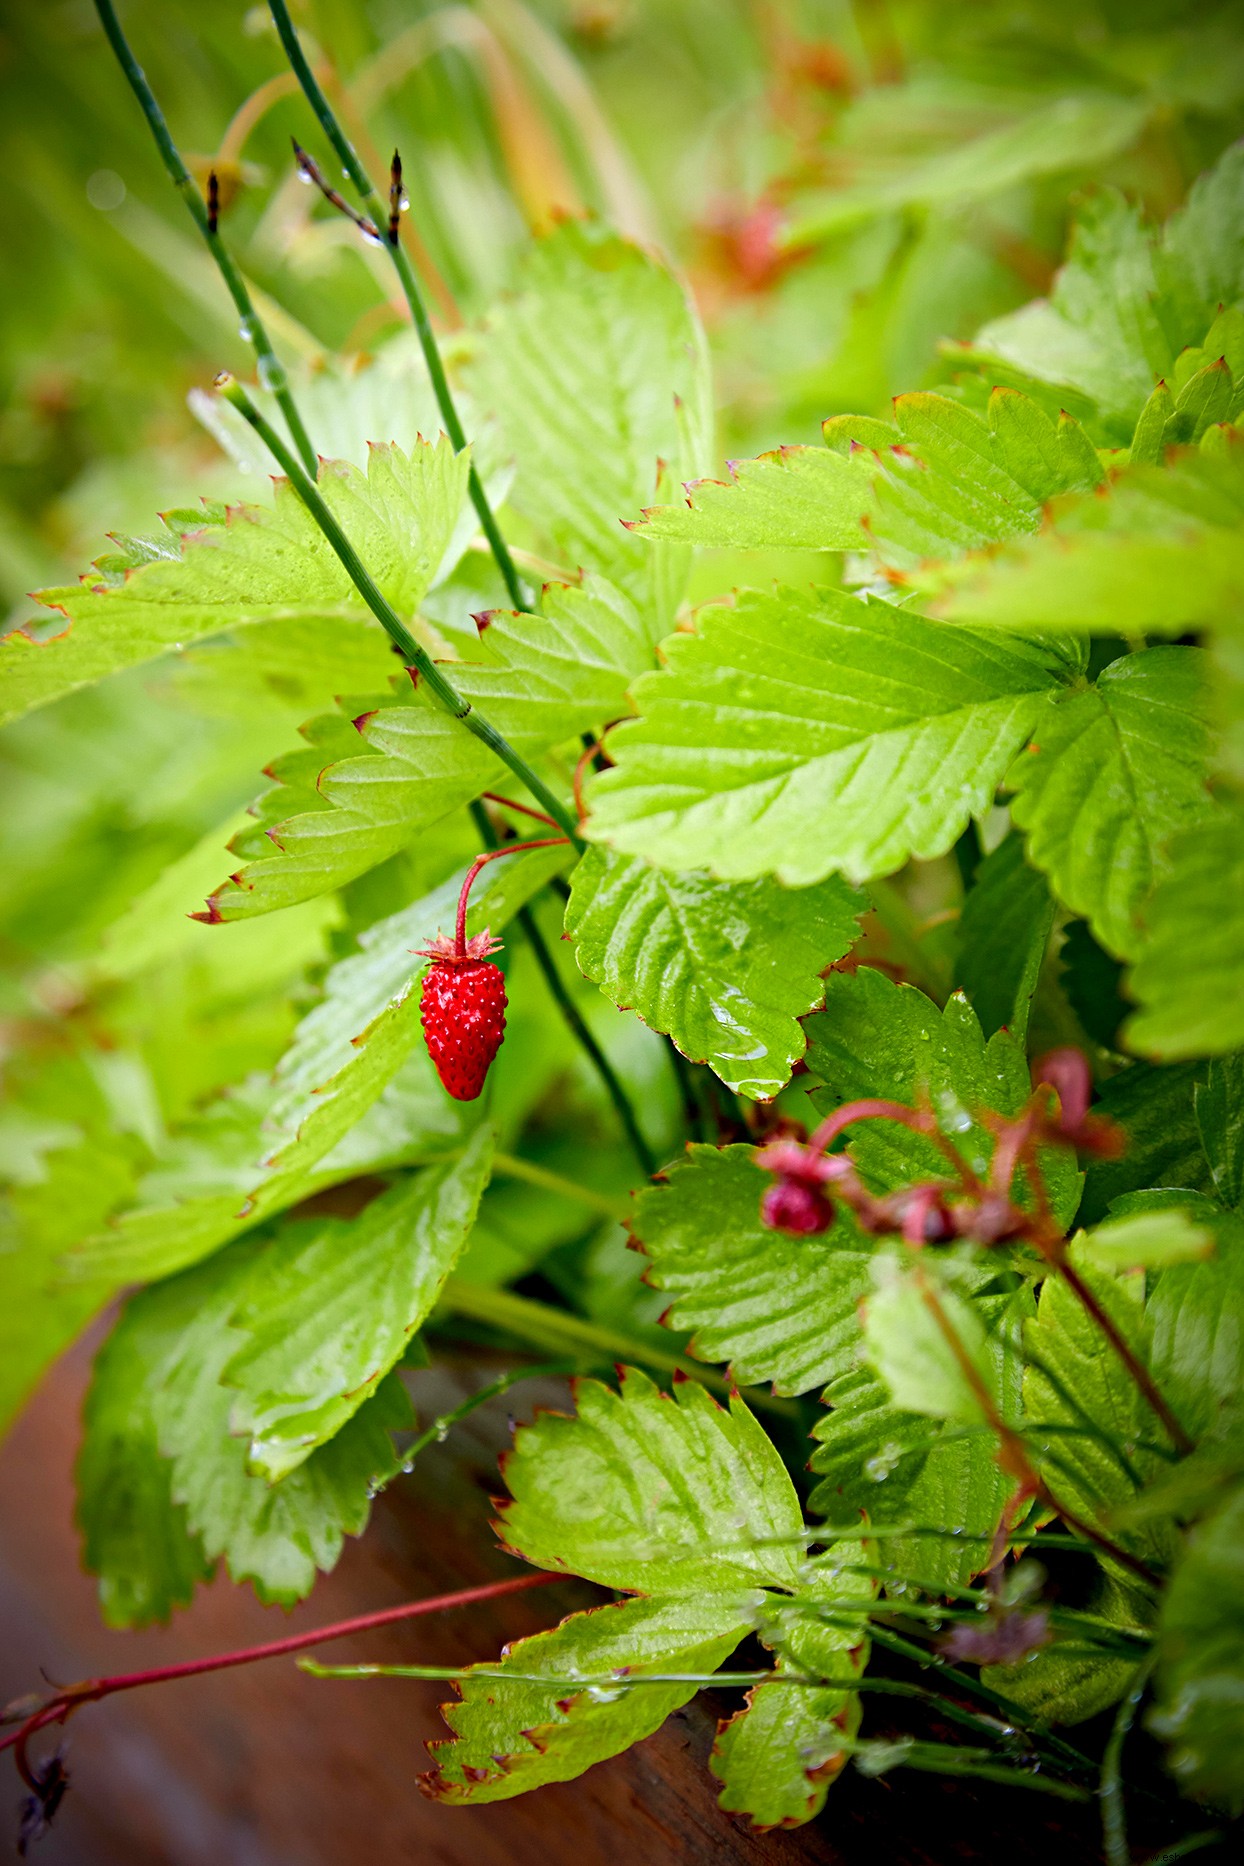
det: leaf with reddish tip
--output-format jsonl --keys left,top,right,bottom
{"left": 422, "top": 1593, "right": 758, "bottom": 1805}
{"left": 1, "top": 438, "right": 470, "bottom": 727}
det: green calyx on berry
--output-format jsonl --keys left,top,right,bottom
{"left": 415, "top": 930, "right": 508, "bottom": 1102}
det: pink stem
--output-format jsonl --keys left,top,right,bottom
{"left": 453, "top": 838, "right": 569, "bottom": 955}
{"left": 479, "top": 793, "right": 560, "bottom": 829}
{"left": 809, "top": 1098, "right": 981, "bottom": 1192}
{"left": 3, "top": 1571, "right": 562, "bottom": 1767}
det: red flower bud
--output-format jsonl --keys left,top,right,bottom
{"left": 761, "top": 1177, "right": 836, "bottom": 1236}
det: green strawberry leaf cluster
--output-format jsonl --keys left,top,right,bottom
{"left": 3, "top": 50, "right": 1244, "bottom": 1854}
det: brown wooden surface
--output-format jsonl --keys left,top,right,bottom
{"left": 0, "top": 1342, "right": 1122, "bottom": 1865}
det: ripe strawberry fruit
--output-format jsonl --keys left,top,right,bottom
{"left": 416, "top": 930, "right": 507, "bottom": 1101}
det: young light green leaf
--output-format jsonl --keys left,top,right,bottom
{"left": 565, "top": 849, "right": 863, "bottom": 1099}
{"left": 496, "top": 1366, "right": 804, "bottom": 1595}
{"left": 587, "top": 586, "right": 1065, "bottom": 887}
{"left": 1080, "top": 1208, "right": 1215, "bottom": 1272}
{"left": 468, "top": 219, "right": 711, "bottom": 615}
{"left": 954, "top": 829, "right": 1054, "bottom": 1044}
{"left": 630, "top": 1145, "right": 873, "bottom": 1396}
{"left": 210, "top": 575, "right": 651, "bottom": 919}
{"left": 1008, "top": 648, "right": 1217, "bottom": 960}
{"left": 3, "top": 441, "right": 469, "bottom": 726}
{"left": 1126, "top": 814, "right": 1244, "bottom": 1061}
{"left": 1150, "top": 1483, "right": 1244, "bottom": 1815}
{"left": 225, "top": 1130, "right": 494, "bottom": 1480}
{"left": 639, "top": 389, "right": 1102, "bottom": 570}
{"left": 422, "top": 1592, "right": 757, "bottom": 1805}
{"left": 862, "top": 1258, "right": 997, "bottom": 1426}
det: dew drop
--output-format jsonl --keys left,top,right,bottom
{"left": 296, "top": 167, "right": 314, "bottom": 186}
{"left": 238, "top": 316, "right": 255, "bottom": 343}
{"left": 257, "top": 353, "right": 283, "bottom": 391}
{"left": 864, "top": 1439, "right": 904, "bottom": 1481}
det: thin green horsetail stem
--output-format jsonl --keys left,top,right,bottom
{"left": 267, "top": 0, "right": 528, "bottom": 611}
{"left": 215, "top": 376, "right": 581, "bottom": 847}
{"left": 468, "top": 802, "right": 653, "bottom": 1175}
{"left": 94, "top": 0, "right": 317, "bottom": 478}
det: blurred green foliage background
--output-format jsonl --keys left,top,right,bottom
{"left": 4, "top": 0, "right": 1244, "bottom": 610}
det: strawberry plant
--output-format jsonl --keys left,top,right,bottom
{"left": 2, "top": 3, "right": 1243, "bottom": 1861}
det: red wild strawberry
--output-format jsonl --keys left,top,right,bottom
{"left": 416, "top": 929, "right": 507, "bottom": 1101}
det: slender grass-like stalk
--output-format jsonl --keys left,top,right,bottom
{"left": 465, "top": 801, "right": 652, "bottom": 1172}
{"left": 216, "top": 375, "right": 580, "bottom": 846}
{"left": 94, "top": 0, "right": 318, "bottom": 478}
{"left": 267, "top": 0, "right": 528, "bottom": 610}
{"left": 1101, "top": 1652, "right": 1156, "bottom": 1866}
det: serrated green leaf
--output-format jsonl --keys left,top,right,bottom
{"left": 1147, "top": 1207, "right": 1244, "bottom": 1442}
{"left": 1195, "top": 1054, "right": 1244, "bottom": 1210}
{"left": 1126, "top": 814, "right": 1244, "bottom": 1061}
{"left": 422, "top": 1592, "right": 756, "bottom": 1805}
{"left": 639, "top": 389, "right": 1101, "bottom": 568}
{"left": 810, "top": 1342, "right": 1024, "bottom": 1594}
{"left": 1008, "top": 648, "right": 1217, "bottom": 960}
{"left": 73, "top": 848, "right": 564, "bottom": 1283}
{"left": 468, "top": 219, "right": 710, "bottom": 614}
{"left": 634, "top": 444, "right": 878, "bottom": 550}
{"left": 954, "top": 829, "right": 1054, "bottom": 1044}
{"left": 964, "top": 148, "right": 1244, "bottom": 444}
{"left": 711, "top": 1570, "right": 873, "bottom": 1830}
{"left": 630, "top": 1145, "right": 872, "bottom": 1396}
{"left": 925, "top": 430, "right": 1244, "bottom": 637}
{"left": 496, "top": 1366, "right": 804, "bottom": 1595}
{"left": 211, "top": 575, "right": 652, "bottom": 918}
{"left": 565, "top": 848, "right": 862, "bottom": 1099}
{"left": 3, "top": 440, "right": 469, "bottom": 726}
{"left": 837, "top": 390, "right": 1103, "bottom": 570}
{"left": 1150, "top": 1483, "right": 1244, "bottom": 1814}
{"left": 587, "top": 586, "right": 1065, "bottom": 887}
{"left": 984, "top": 1571, "right": 1149, "bottom": 1725}
{"left": 1078, "top": 1061, "right": 1217, "bottom": 1226}
{"left": 225, "top": 1130, "right": 494, "bottom": 1480}
{"left": 711, "top": 1679, "right": 859, "bottom": 1830}
{"left": 1023, "top": 1244, "right": 1172, "bottom": 1574}
{"left": 804, "top": 967, "right": 1078, "bottom": 1224}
